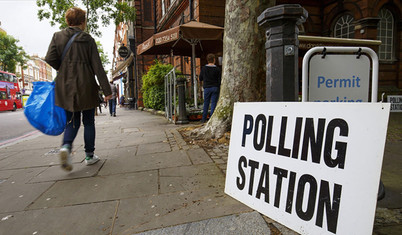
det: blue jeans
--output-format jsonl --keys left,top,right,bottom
{"left": 109, "top": 99, "right": 116, "bottom": 115}
{"left": 202, "top": 86, "right": 219, "bottom": 122}
{"left": 63, "top": 109, "right": 95, "bottom": 153}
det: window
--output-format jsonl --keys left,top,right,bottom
{"left": 377, "top": 8, "right": 395, "bottom": 61}
{"left": 333, "top": 14, "right": 355, "bottom": 38}
{"left": 0, "top": 91, "right": 6, "bottom": 100}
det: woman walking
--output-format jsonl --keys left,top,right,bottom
{"left": 45, "top": 7, "right": 112, "bottom": 171}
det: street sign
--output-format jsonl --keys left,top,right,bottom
{"left": 118, "top": 46, "right": 129, "bottom": 58}
{"left": 387, "top": 95, "right": 402, "bottom": 112}
{"left": 302, "top": 47, "right": 379, "bottom": 102}
{"left": 308, "top": 54, "right": 370, "bottom": 102}
{"left": 225, "top": 102, "right": 390, "bottom": 235}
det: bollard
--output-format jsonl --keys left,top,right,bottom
{"left": 257, "top": 4, "right": 308, "bottom": 101}
{"left": 176, "top": 76, "right": 189, "bottom": 124}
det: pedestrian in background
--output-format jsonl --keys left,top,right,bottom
{"left": 45, "top": 7, "right": 112, "bottom": 171}
{"left": 109, "top": 81, "right": 117, "bottom": 117}
{"left": 119, "top": 95, "right": 125, "bottom": 108}
{"left": 199, "top": 53, "right": 221, "bottom": 123}
{"left": 98, "top": 91, "right": 104, "bottom": 113}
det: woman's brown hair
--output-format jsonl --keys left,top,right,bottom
{"left": 65, "top": 7, "right": 86, "bottom": 26}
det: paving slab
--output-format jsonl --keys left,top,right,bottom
{"left": 0, "top": 201, "right": 117, "bottom": 235}
{"left": 137, "top": 142, "right": 171, "bottom": 155}
{"left": 99, "top": 150, "right": 192, "bottom": 176}
{"left": 186, "top": 148, "right": 213, "bottom": 165}
{"left": 28, "top": 170, "right": 158, "bottom": 210}
{"left": 112, "top": 189, "right": 253, "bottom": 235}
{"left": 136, "top": 211, "right": 271, "bottom": 235}
{"left": 378, "top": 142, "right": 402, "bottom": 209}
{"left": 119, "top": 135, "right": 168, "bottom": 147}
{"left": 97, "top": 132, "right": 134, "bottom": 144}
{"left": 0, "top": 148, "right": 83, "bottom": 170}
{"left": 159, "top": 163, "right": 224, "bottom": 194}
{"left": 95, "top": 139, "right": 122, "bottom": 151}
{"left": 0, "top": 150, "right": 20, "bottom": 161}
{"left": 13, "top": 135, "right": 61, "bottom": 150}
{"left": 0, "top": 167, "right": 47, "bottom": 184}
{"left": 122, "top": 127, "right": 141, "bottom": 133}
{"left": 28, "top": 160, "right": 105, "bottom": 183}
{"left": 103, "top": 145, "right": 138, "bottom": 159}
{"left": 0, "top": 181, "right": 53, "bottom": 213}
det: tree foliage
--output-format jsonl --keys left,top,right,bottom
{"left": 36, "top": 0, "right": 136, "bottom": 38}
{"left": 0, "top": 32, "right": 29, "bottom": 73}
{"left": 95, "top": 40, "right": 109, "bottom": 72}
{"left": 36, "top": 0, "right": 136, "bottom": 70}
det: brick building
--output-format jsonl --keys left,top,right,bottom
{"left": 112, "top": 0, "right": 401, "bottom": 107}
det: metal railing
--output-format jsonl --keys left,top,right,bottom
{"left": 164, "top": 68, "right": 177, "bottom": 123}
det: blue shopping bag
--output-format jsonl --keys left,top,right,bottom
{"left": 24, "top": 81, "right": 66, "bottom": 136}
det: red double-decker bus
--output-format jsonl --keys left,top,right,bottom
{"left": 0, "top": 71, "right": 22, "bottom": 111}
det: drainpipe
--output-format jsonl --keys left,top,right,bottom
{"left": 154, "top": 0, "right": 157, "bottom": 33}
{"left": 189, "top": 0, "right": 194, "bottom": 21}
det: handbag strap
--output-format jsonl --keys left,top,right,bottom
{"left": 61, "top": 31, "right": 80, "bottom": 62}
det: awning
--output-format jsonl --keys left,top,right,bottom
{"left": 112, "top": 53, "right": 134, "bottom": 79}
{"left": 136, "top": 21, "right": 224, "bottom": 57}
{"left": 137, "top": 36, "right": 155, "bottom": 55}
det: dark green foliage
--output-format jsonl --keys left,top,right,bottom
{"left": 0, "top": 32, "right": 29, "bottom": 73}
{"left": 142, "top": 61, "right": 173, "bottom": 111}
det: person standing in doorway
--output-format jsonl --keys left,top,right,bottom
{"left": 199, "top": 53, "right": 221, "bottom": 123}
{"left": 45, "top": 7, "right": 112, "bottom": 171}
{"left": 109, "top": 81, "right": 117, "bottom": 117}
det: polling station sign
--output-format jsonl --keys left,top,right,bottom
{"left": 387, "top": 95, "right": 402, "bottom": 112}
{"left": 308, "top": 54, "right": 370, "bottom": 102}
{"left": 225, "top": 102, "right": 390, "bottom": 235}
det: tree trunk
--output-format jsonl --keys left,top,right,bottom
{"left": 194, "top": 0, "right": 275, "bottom": 139}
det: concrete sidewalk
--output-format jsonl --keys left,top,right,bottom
{"left": 0, "top": 107, "right": 400, "bottom": 234}
{"left": 0, "top": 107, "right": 276, "bottom": 235}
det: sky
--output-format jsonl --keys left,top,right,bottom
{"left": 0, "top": 0, "right": 115, "bottom": 73}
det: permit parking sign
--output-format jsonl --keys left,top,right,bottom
{"left": 308, "top": 54, "right": 370, "bottom": 102}
{"left": 225, "top": 102, "right": 390, "bottom": 235}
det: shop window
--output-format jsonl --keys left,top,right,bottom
{"left": 333, "top": 14, "right": 355, "bottom": 38}
{"left": 377, "top": 8, "right": 395, "bottom": 61}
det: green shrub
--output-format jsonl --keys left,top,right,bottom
{"left": 142, "top": 60, "right": 173, "bottom": 110}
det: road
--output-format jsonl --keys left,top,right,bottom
{"left": 0, "top": 109, "right": 37, "bottom": 145}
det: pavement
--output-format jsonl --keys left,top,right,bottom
{"left": 0, "top": 107, "right": 400, "bottom": 235}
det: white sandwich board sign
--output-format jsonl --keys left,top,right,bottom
{"left": 225, "top": 102, "right": 390, "bottom": 235}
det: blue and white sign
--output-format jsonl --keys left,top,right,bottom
{"left": 308, "top": 54, "right": 370, "bottom": 102}
{"left": 302, "top": 47, "right": 379, "bottom": 103}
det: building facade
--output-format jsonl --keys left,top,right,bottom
{"left": 112, "top": 0, "right": 401, "bottom": 108}
{"left": 16, "top": 56, "right": 54, "bottom": 94}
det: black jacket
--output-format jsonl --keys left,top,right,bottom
{"left": 199, "top": 65, "right": 221, "bottom": 88}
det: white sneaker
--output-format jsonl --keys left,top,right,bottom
{"left": 85, "top": 154, "right": 100, "bottom": 165}
{"left": 60, "top": 146, "right": 73, "bottom": 171}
